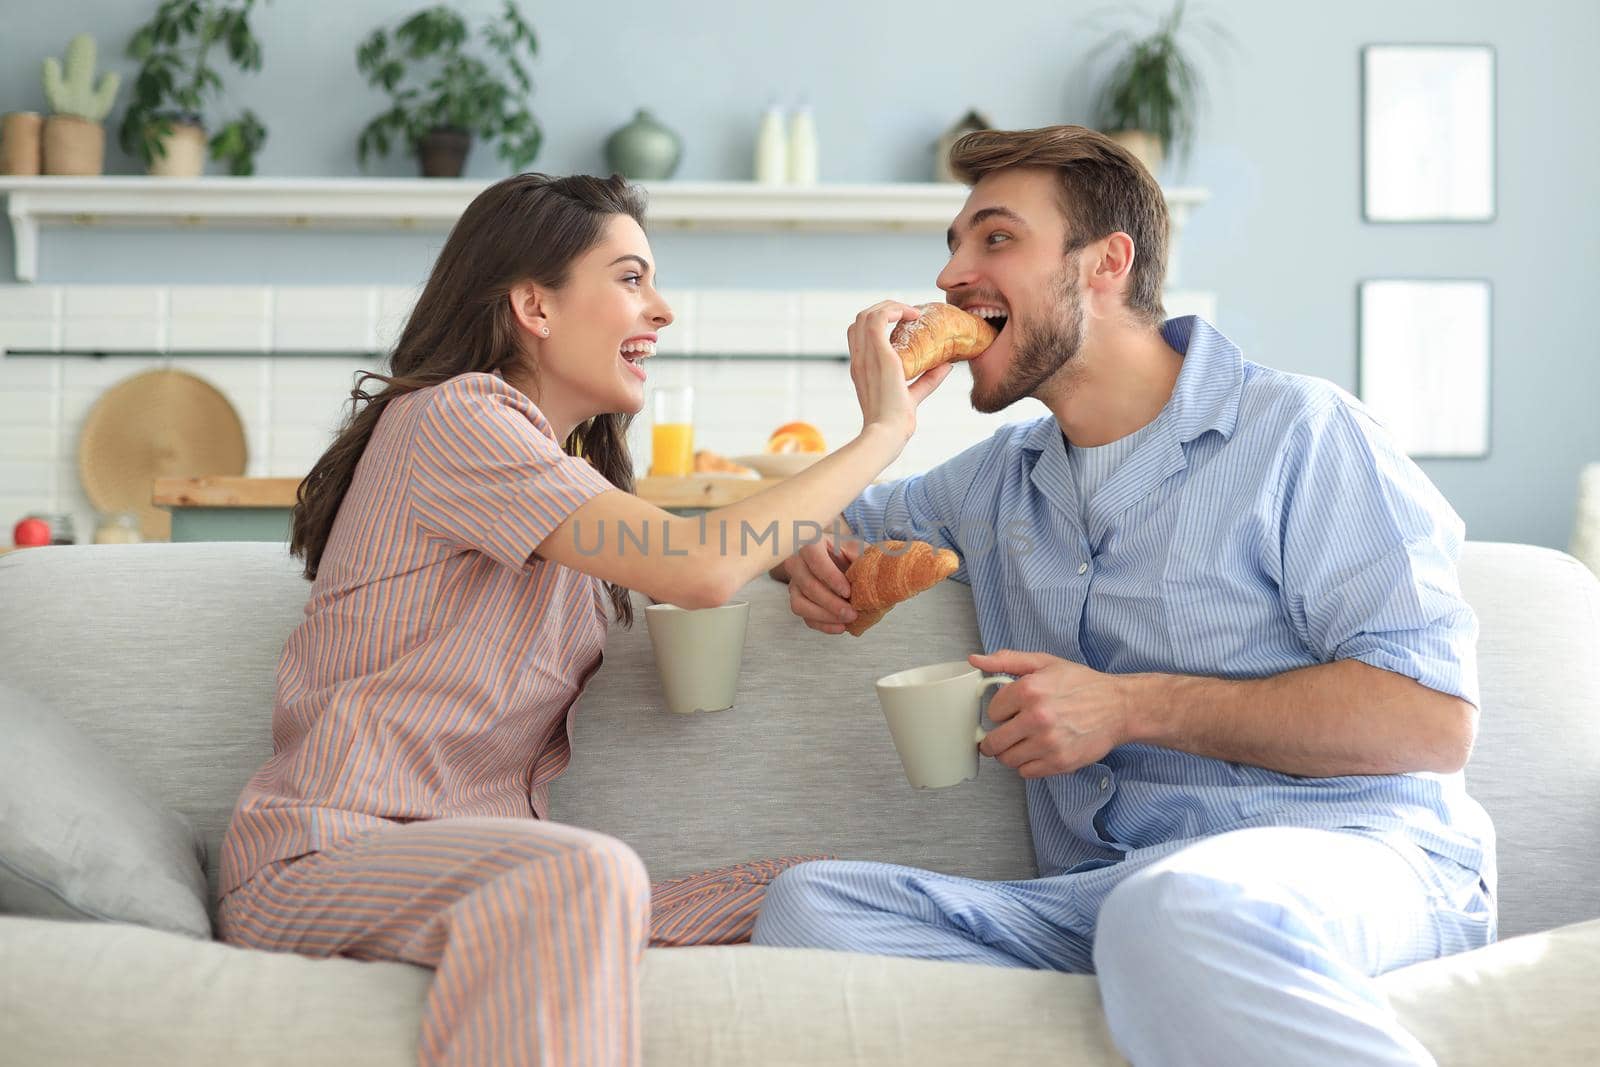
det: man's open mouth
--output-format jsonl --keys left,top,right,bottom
{"left": 965, "top": 306, "right": 1009, "bottom": 348}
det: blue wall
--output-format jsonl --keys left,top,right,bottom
{"left": 2, "top": 0, "right": 1596, "bottom": 549}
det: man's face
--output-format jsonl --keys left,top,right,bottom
{"left": 937, "top": 167, "right": 1085, "bottom": 414}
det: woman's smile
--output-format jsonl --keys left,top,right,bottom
{"left": 620, "top": 335, "right": 655, "bottom": 382}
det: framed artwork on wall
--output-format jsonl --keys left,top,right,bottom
{"left": 1358, "top": 278, "right": 1491, "bottom": 459}
{"left": 1362, "top": 44, "right": 1495, "bottom": 222}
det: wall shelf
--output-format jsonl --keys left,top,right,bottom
{"left": 0, "top": 177, "right": 1209, "bottom": 283}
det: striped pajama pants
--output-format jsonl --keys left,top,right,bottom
{"left": 217, "top": 817, "right": 813, "bottom": 1067}
{"left": 752, "top": 827, "right": 1495, "bottom": 1066}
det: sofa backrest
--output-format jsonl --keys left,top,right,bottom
{"left": 1, "top": 541, "right": 1595, "bottom": 938}
{"left": 0, "top": 543, "right": 303, "bottom": 917}
{"left": 550, "top": 580, "right": 1037, "bottom": 884}
{"left": 1451, "top": 543, "right": 1600, "bottom": 935}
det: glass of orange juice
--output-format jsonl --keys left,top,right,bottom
{"left": 649, "top": 385, "right": 694, "bottom": 476}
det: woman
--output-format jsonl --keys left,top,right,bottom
{"left": 215, "top": 172, "right": 951, "bottom": 1066}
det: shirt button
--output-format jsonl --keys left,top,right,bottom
{"left": 1098, "top": 776, "right": 1110, "bottom": 790}
{"left": 1077, "top": 562, "right": 1089, "bottom": 575}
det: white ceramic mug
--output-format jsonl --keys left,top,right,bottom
{"left": 874, "top": 660, "right": 1015, "bottom": 789}
{"left": 643, "top": 600, "right": 750, "bottom": 714}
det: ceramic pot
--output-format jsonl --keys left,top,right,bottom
{"left": 148, "top": 119, "right": 207, "bottom": 177}
{"left": 604, "top": 109, "right": 682, "bottom": 180}
{"left": 418, "top": 127, "right": 471, "bottom": 178}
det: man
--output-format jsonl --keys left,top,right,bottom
{"left": 756, "top": 126, "right": 1494, "bottom": 1066}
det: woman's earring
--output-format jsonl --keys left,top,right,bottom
{"left": 540, "top": 326, "right": 549, "bottom": 337}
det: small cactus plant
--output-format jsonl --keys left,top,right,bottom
{"left": 43, "top": 34, "right": 121, "bottom": 124}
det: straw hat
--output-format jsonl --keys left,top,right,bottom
{"left": 77, "top": 368, "right": 248, "bottom": 541}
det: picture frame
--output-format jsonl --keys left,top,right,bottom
{"left": 1357, "top": 278, "right": 1492, "bottom": 459}
{"left": 1362, "top": 44, "right": 1496, "bottom": 223}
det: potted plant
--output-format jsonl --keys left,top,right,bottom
{"left": 1091, "top": 0, "right": 1227, "bottom": 177}
{"left": 40, "top": 34, "right": 122, "bottom": 176}
{"left": 355, "top": 1, "right": 542, "bottom": 178}
{"left": 118, "top": 0, "right": 268, "bottom": 178}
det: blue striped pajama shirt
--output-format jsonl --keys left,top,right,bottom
{"left": 753, "top": 316, "right": 1496, "bottom": 1066}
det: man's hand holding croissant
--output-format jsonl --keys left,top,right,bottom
{"left": 781, "top": 536, "right": 960, "bottom": 636}
{"left": 780, "top": 530, "right": 867, "bottom": 635}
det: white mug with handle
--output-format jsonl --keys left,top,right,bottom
{"left": 874, "top": 660, "right": 1015, "bottom": 789}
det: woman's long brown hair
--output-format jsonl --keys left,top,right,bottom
{"left": 290, "top": 172, "right": 644, "bottom": 627}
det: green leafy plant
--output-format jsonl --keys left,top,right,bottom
{"left": 119, "top": 0, "right": 268, "bottom": 176}
{"left": 356, "top": 1, "right": 542, "bottom": 170}
{"left": 1092, "top": 0, "right": 1229, "bottom": 166}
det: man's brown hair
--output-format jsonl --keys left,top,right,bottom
{"left": 949, "top": 125, "right": 1168, "bottom": 325}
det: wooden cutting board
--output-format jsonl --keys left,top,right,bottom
{"left": 78, "top": 368, "right": 248, "bottom": 540}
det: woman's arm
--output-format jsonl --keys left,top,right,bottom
{"left": 536, "top": 301, "right": 952, "bottom": 608}
{"left": 536, "top": 424, "right": 901, "bottom": 608}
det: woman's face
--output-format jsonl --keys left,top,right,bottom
{"left": 522, "top": 214, "right": 674, "bottom": 425}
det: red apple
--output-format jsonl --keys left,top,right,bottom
{"left": 12, "top": 516, "right": 51, "bottom": 547}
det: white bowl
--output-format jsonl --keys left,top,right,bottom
{"left": 733, "top": 453, "right": 826, "bottom": 478}
{"left": 696, "top": 469, "right": 761, "bottom": 480}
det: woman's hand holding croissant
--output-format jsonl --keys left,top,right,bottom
{"left": 847, "top": 301, "right": 955, "bottom": 446}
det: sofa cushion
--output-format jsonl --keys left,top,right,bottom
{"left": 0, "top": 682, "right": 211, "bottom": 940}
{"left": 0, "top": 914, "right": 1124, "bottom": 1066}
{"left": 0, "top": 915, "right": 429, "bottom": 1067}
{"left": 7, "top": 912, "right": 1600, "bottom": 1066}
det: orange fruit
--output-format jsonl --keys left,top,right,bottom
{"left": 767, "top": 421, "right": 826, "bottom": 454}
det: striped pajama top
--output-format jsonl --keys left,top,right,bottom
{"left": 843, "top": 316, "right": 1496, "bottom": 891}
{"left": 220, "top": 372, "right": 616, "bottom": 898}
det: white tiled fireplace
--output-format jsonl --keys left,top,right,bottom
{"left": 0, "top": 282, "right": 1215, "bottom": 541}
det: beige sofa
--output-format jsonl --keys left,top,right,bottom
{"left": 1, "top": 541, "right": 1598, "bottom": 1065}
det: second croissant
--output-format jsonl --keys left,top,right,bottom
{"left": 843, "top": 540, "right": 961, "bottom": 636}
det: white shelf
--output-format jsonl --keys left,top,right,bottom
{"left": 0, "top": 177, "right": 1209, "bottom": 283}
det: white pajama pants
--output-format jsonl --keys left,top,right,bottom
{"left": 751, "top": 827, "right": 1494, "bottom": 1066}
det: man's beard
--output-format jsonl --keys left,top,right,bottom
{"left": 972, "top": 260, "right": 1083, "bottom": 414}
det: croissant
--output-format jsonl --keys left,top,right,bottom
{"left": 889, "top": 303, "right": 999, "bottom": 380}
{"left": 843, "top": 540, "right": 961, "bottom": 636}
{"left": 693, "top": 449, "right": 757, "bottom": 477}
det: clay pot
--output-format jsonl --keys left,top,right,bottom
{"left": 42, "top": 114, "right": 106, "bottom": 175}
{"left": 149, "top": 120, "right": 207, "bottom": 178}
{"left": 417, "top": 127, "right": 471, "bottom": 178}
{"left": 1, "top": 111, "right": 43, "bottom": 175}
{"left": 1104, "top": 129, "right": 1165, "bottom": 178}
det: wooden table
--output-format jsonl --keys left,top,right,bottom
{"left": 152, "top": 475, "right": 785, "bottom": 542}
